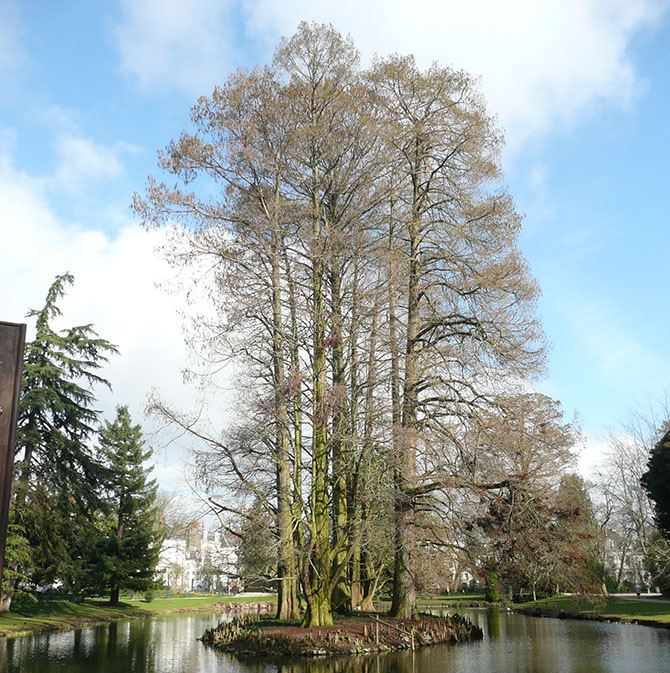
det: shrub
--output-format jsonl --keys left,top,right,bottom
{"left": 484, "top": 571, "right": 501, "bottom": 602}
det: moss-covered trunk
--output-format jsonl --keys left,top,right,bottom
{"left": 272, "top": 224, "right": 299, "bottom": 622}
{"left": 390, "top": 183, "right": 420, "bottom": 620}
{"left": 330, "top": 258, "right": 352, "bottom": 614}
{"left": 304, "top": 178, "right": 333, "bottom": 627}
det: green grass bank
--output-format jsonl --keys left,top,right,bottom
{"left": 375, "top": 593, "right": 488, "bottom": 609}
{"left": 4, "top": 592, "right": 668, "bottom": 640}
{"left": 515, "top": 595, "right": 670, "bottom": 628}
{"left": 0, "top": 594, "right": 275, "bottom": 638}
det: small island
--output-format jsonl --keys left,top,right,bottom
{"left": 201, "top": 612, "right": 482, "bottom": 657}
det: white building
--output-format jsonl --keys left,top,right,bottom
{"left": 157, "top": 523, "right": 239, "bottom": 593}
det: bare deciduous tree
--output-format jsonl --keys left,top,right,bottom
{"left": 135, "top": 22, "right": 546, "bottom": 626}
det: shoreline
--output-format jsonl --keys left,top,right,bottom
{"left": 0, "top": 597, "right": 275, "bottom": 640}
{"left": 4, "top": 594, "right": 668, "bottom": 641}
{"left": 515, "top": 604, "right": 670, "bottom": 630}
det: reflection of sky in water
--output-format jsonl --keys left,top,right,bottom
{"left": 436, "top": 608, "right": 670, "bottom": 673}
{"left": 1, "top": 609, "right": 670, "bottom": 673}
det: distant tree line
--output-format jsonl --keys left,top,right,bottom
{"left": 593, "top": 400, "right": 670, "bottom": 595}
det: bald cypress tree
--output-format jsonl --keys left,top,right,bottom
{"left": 135, "top": 23, "right": 545, "bottom": 626}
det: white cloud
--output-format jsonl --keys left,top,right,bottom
{"left": 0, "top": 156, "right": 55, "bottom": 289}
{"left": 0, "top": 148, "right": 201, "bottom": 447}
{"left": 51, "top": 134, "right": 125, "bottom": 191}
{"left": 244, "top": 0, "right": 667, "bottom": 149}
{"left": 578, "top": 430, "right": 610, "bottom": 477}
{"left": 151, "top": 459, "right": 191, "bottom": 493}
{"left": 114, "top": 0, "right": 238, "bottom": 96}
{"left": 20, "top": 105, "right": 140, "bottom": 195}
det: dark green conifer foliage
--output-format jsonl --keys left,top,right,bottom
{"left": 90, "top": 406, "right": 161, "bottom": 605}
{"left": 16, "top": 273, "right": 117, "bottom": 499}
{"left": 0, "top": 513, "right": 33, "bottom": 611}
{"left": 642, "top": 427, "right": 670, "bottom": 538}
{"left": 10, "top": 273, "right": 117, "bottom": 600}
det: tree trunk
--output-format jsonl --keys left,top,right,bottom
{"left": 283, "top": 238, "right": 305, "bottom": 594}
{"left": 330, "top": 258, "right": 352, "bottom": 614}
{"left": 351, "top": 279, "right": 381, "bottom": 612}
{"left": 302, "top": 587, "right": 333, "bottom": 628}
{"left": 0, "top": 577, "right": 14, "bottom": 613}
{"left": 390, "top": 179, "right": 421, "bottom": 620}
{"left": 272, "top": 225, "right": 300, "bottom": 622}
{"left": 360, "top": 555, "right": 381, "bottom": 612}
{"left": 109, "top": 584, "right": 120, "bottom": 606}
{"left": 305, "top": 175, "right": 333, "bottom": 627}
{"left": 390, "top": 497, "right": 417, "bottom": 619}
{"left": 277, "top": 448, "right": 299, "bottom": 620}
{"left": 350, "top": 537, "right": 362, "bottom": 610}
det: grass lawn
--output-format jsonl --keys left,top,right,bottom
{"left": 515, "top": 595, "right": 670, "bottom": 624}
{"left": 124, "top": 593, "right": 274, "bottom": 612}
{"left": 417, "top": 593, "right": 486, "bottom": 604}
{"left": 374, "top": 593, "right": 486, "bottom": 608}
{"left": 0, "top": 594, "right": 276, "bottom": 637}
{"left": 0, "top": 600, "right": 137, "bottom": 636}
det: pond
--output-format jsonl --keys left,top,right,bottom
{"left": 1, "top": 608, "right": 670, "bottom": 673}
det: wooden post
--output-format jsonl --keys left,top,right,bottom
{"left": 0, "top": 321, "right": 26, "bottom": 590}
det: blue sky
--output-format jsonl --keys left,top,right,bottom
{"left": 2, "top": 0, "right": 670, "bottom": 487}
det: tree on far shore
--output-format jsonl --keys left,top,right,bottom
{"left": 642, "top": 426, "right": 670, "bottom": 538}
{"left": 88, "top": 406, "right": 161, "bottom": 605}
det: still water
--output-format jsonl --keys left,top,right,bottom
{"left": 1, "top": 608, "right": 669, "bottom": 673}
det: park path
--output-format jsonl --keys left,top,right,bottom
{"left": 613, "top": 593, "right": 669, "bottom": 604}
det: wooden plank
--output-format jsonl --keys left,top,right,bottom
{"left": 0, "top": 321, "right": 26, "bottom": 590}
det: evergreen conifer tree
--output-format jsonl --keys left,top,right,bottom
{"left": 6, "top": 274, "right": 117, "bottom": 608}
{"left": 89, "top": 406, "right": 161, "bottom": 605}
{"left": 16, "top": 273, "right": 117, "bottom": 499}
{"left": 642, "top": 427, "right": 670, "bottom": 538}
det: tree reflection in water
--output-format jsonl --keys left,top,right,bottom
{"left": 2, "top": 609, "right": 670, "bottom": 673}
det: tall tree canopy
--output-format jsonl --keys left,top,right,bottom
{"left": 136, "top": 22, "right": 545, "bottom": 625}
{"left": 7, "top": 274, "right": 117, "bottom": 607}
